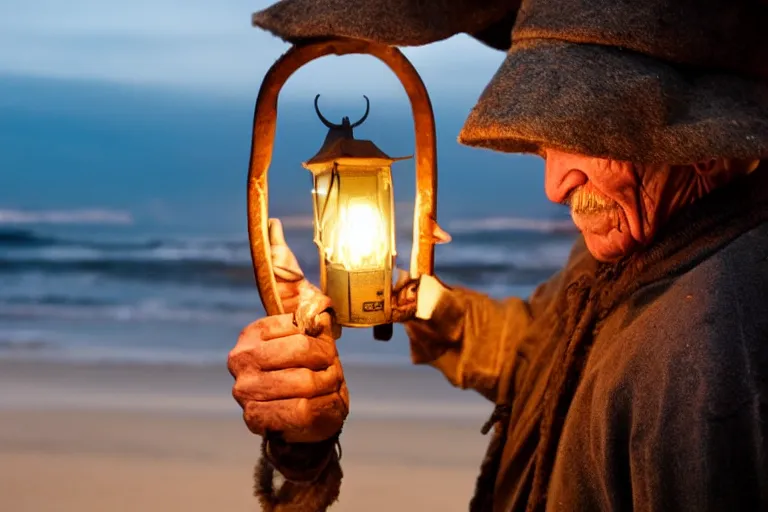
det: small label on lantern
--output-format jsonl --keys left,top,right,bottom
{"left": 363, "top": 301, "right": 384, "bottom": 312}
{"left": 325, "top": 266, "right": 391, "bottom": 326}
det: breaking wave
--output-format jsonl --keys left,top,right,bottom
{"left": 0, "top": 226, "right": 576, "bottom": 288}
{"left": 0, "top": 208, "right": 133, "bottom": 225}
{"left": 447, "top": 216, "right": 576, "bottom": 234}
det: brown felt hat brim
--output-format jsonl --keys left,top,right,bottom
{"left": 252, "top": 0, "right": 517, "bottom": 51}
{"left": 459, "top": 39, "right": 768, "bottom": 164}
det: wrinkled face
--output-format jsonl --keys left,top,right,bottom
{"left": 541, "top": 148, "right": 738, "bottom": 262}
{"left": 543, "top": 150, "right": 641, "bottom": 261}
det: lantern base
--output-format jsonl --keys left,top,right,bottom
{"left": 373, "top": 323, "right": 393, "bottom": 341}
{"left": 325, "top": 265, "right": 392, "bottom": 327}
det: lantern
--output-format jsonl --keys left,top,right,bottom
{"left": 306, "top": 94, "right": 410, "bottom": 335}
{"left": 247, "top": 38, "right": 446, "bottom": 341}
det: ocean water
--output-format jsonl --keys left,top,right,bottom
{"left": 0, "top": 220, "right": 578, "bottom": 367}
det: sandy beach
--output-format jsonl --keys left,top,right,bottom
{"left": 0, "top": 359, "right": 493, "bottom": 512}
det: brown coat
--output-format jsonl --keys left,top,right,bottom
{"left": 406, "top": 168, "right": 768, "bottom": 511}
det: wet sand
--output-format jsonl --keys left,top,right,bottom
{"left": 0, "top": 360, "right": 492, "bottom": 511}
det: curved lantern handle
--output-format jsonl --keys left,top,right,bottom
{"left": 247, "top": 38, "right": 438, "bottom": 316}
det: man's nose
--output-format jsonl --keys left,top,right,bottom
{"left": 544, "top": 149, "right": 589, "bottom": 204}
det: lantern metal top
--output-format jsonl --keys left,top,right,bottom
{"left": 303, "top": 94, "right": 412, "bottom": 173}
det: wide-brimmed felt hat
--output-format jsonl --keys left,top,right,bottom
{"left": 253, "top": 0, "right": 768, "bottom": 165}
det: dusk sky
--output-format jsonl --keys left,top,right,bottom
{"left": 1, "top": 0, "right": 506, "bottom": 99}
{"left": 0, "top": 0, "right": 562, "bottom": 233}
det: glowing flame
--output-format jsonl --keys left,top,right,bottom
{"left": 325, "top": 199, "right": 388, "bottom": 269}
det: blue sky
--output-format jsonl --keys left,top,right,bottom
{"left": 0, "top": 0, "right": 507, "bottom": 99}
{"left": 0, "top": 0, "right": 563, "bottom": 234}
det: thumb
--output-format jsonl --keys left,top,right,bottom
{"left": 268, "top": 218, "right": 305, "bottom": 283}
{"left": 268, "top": 218, "right": 288, "bottom": 247}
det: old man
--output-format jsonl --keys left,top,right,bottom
{"left": 227, "top": 0, "right": 768, "bottom": 510}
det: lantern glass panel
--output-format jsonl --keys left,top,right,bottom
{"left": 311, "top": 163, "right": 396, "bottom": 327}
{"left": 312, "top": 165, "right": 395, "bottom": 271}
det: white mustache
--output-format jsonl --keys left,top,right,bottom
{"left": 565, "top": 187, "right": 617, "bottom": 214}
